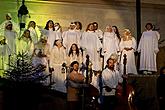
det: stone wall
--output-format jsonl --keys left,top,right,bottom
{"left": 0, "top": 0, "right": 165, "bottom": 41}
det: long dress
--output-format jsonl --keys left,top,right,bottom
{"left": 80, "top": 31, "right": 102, "bottom": 71}
{"left": 3, "top": 30, "right": 17, "bottom": 55}
{"left": 50, "top": 46, "right": 67, "bottom": 93}
{"left": 0, "top": 30, "right": 17, "bottom": 76}
{"left": 119, "top": 37, "right": 137, "bottom": 74}
{"left": 62, "top": 29, "right": 81, "bottom": 53}
{"left": 137, "top": 30, "right": 160, "bottom": 72}
{"left": 102, "top": 32, "right": 119, "bottom": 67}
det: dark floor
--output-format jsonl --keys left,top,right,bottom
{"left": 0, "top": 75, "right": 160, "bottom": 110}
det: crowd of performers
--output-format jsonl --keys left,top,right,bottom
{"left": 0, "top": 13, "right": 160, "bottom": 110}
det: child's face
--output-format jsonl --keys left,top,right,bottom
{"left": 88, "top": 24, "right": 94, "bottom": 31}
{"left": 70, "top": 24, "right": 76, "bottom": 30}
{"left": 76, "top": 23, "right": 80, "bottom": 30}
{"left": 6, "top": 24, "right": 12, "bottom": 30}
{"left": 72, "top": 45, "right": 77, "bottom": 51}
{"left": 106, "top": 26, "right": 113, "bottom": 32}
{"left": 56, "top": 40, "right": 62, "bottom": 46}
{"left": 146, "top": 24, "right": 152, "bottom": 30}
{"left": 48, "top": 21, "right": 54, "bottom": 28}
{"left": 24, "top": 31, "right": 30, "bottom": 38}
{"left": 30, "top": 22, "right": 36, "bottom": 28}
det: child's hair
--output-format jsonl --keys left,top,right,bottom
{"left": 68, "top": 43, "right": 79, "bottom": 57}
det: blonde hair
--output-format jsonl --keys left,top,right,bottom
{"left": 122, "top": 29, "right": 132, "bottom": 39}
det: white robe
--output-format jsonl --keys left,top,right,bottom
{"left": 40, "top": 28, "right": 58, "bottom": 49}
{"left": 28, "top": 27, "right": 38, "bottom": 44}
{"left": 76, "top": 30, "right": 83, "bottom": 40}
{"left": 3, "top": 30, "right": 17, "bottom": 55}
{"left": 137, "top": 30, "right": 160, "bottom": 72}
{"left": 119, "top": 37, "right": 137, "bottom": 74}
{"left": 102, "top": 32, "right": 119, "bottom": 67}
{"left": 56, "top": 31, "right": 62, "bottom": 40}
{"left": 102, "top": 68, "right": 122, "bottom": 96}
{"left": 50, "top": 46, "right": 67, "bottom": 93}
{"left": 16, "top": 37, "right": 34, "bottom": 55}
{"left": 62, "top": 29, "right": 81, "bottom": 53}
{"left": 0, "top": 30, "right": 17, "bottom": 74}
{"left": 0, "top": 20, "right": 19, "bottom": 35}
{"left": 80, "top": 31, "right": 102, "bottom": 71}
{"left": 95, "top": 29, "right": 103, "bottom": 40}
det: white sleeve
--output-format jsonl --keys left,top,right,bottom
{"left": 62, "top": 31, "right": 67, "bottom": 48}
{"left": 137, "top": 33, "right": 144, "bottom": 52}
{"left": 96, "top": 34, "right": 102, "bottom": 51}
{"left": 153, "top": 34, "right": 159, "bottom": 53}
{"left": 132, "top": 37, "right": 137, "bottom": 51}
{"left": 119, "top": 39, "right": 124, "bottom": 51}
{"left": 155, "top": 31, "right": 160, "bottom": 40}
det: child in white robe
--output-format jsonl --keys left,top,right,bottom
{"left": 62, "top": 22, "right": 81, "bottom": 54}
{"left": 119, "top": 29, "right": 137, "bottom": 74}
{"left": 137, "top": 23, "right": 160, "bottom": 74}
{"left": 0, "top": 21, "right": 17, "bottom": 76}
{"left": 81, "top": 23, "right": 102, "bottom": 71}
{"left": 102, "top": 25, "right": 119, "bottom": 68}
{"left": 50, "top": 39, "right": 67, "bottom": 93}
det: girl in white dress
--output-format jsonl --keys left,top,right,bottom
{"left": 112, "top": 25, "right": 121, "bottom": 44}
{"left": 74, "top": 21, "right": 83, "bottom": 40}
{"left": 62, "top": 22, "right": 81, "bottom": 54}
{"left": 17, "top": 29, "right": 34, "bottom": 55}
{"left": 0, "top": 21, "right": 17, "bottom": 76}
{"left": 39, "top": 20, "right": 59, "bottom": 49}
{"left": 67, "top": 43, "right": 83, "bottom": 66}
{"left": 27, "top": 21, "right": 39, "bottom": 44}
{"left": 119, "top": 29, "right": 137, "bottom": 74}
{"left": 137, "top": 23, "right": 160, "bottom": 74}
{"left": 102, "top": 25, "right": 119, "bottom": 68}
